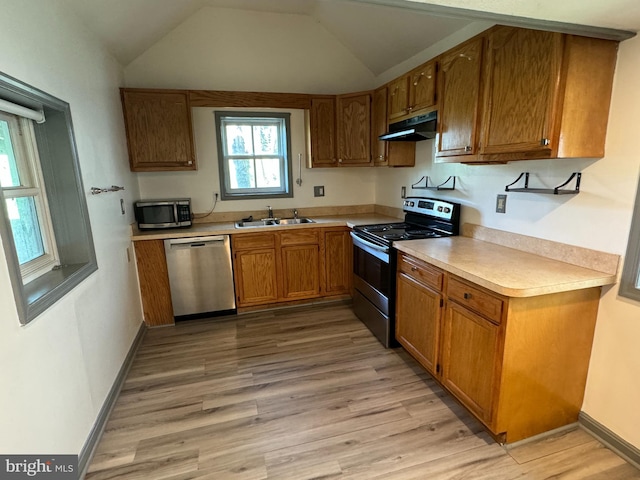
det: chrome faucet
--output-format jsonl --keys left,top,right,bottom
{"left": 266, "top": 205, "right": 274, "bottom": 219}
{"left": 293, "top": 209, "right": 298, "bottom": 219}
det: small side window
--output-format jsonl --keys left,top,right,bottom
{"left": 0, "top": 112, "right": 58, "bottom": 283}
{"left": 0, "top": 71, "right": 97, "bottom": 324}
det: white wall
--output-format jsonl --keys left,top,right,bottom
{"left": 0, "top": 0, "right": 142, "bottom": 455}
{"left": 124, "top": 6, "right": 375, "bottom": 94}
{"left": 375, "top": 36, "right": 640, "bottom": 448}
{"left": 137, "top": 107, "right": 377, "bottom": 213}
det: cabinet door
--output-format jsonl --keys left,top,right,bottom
{"left": 234, "top": 249, "right": 279, "bottom": 306}
{"left": 396, "top": 272, "right": 442, "bottom": 375}
{"left": 371, "top": 86, "right": 389, "bottom": 166}
{"left": 281, "top": 244, "right": 320, "bottom": 299}
{"left": 436, "top": 38, "right": 484, "bottom": 158}
{"left": 441, "top": 302, "right": 502, "bottom": 426}
{"left": 134, "top": 240, "right": 174, "bottom": 326}
{"left": 324, "top": 229, "right": 352, "bottom": 295}
{"left": 480, "top": 27, "right": 563, "bottom": 156}
{"left": 387, "top": 76, "right": 410, "bottom": 121}
{"left": 309, "top": 97, "right": 337, "bottom": 167}
{"left": 409, "top": 60, "right": 437, "bottom": 113}
{"left": 336, "top": 93, "right": 371, "bottom": 165}
{"left": 121, "top": 90, "right": 196, "bottom": 172}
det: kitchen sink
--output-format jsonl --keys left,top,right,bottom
{"left": 234, "top": 218, "right": 315, "bottom": 228}
{"left": 277, "top": 218, "right": 315, "bottom": 225}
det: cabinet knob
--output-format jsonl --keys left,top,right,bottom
{"left": 338, "top": 158, "right": 343, "bottom": 163}
{"left": 540, "top": 138, "right": 550, "bottom": 146}
{"left": 464, "top": 146, "right": 472, "bottom": 152}
{"left": 411, "top": 266, "right": 418, "bottom": 272}
{"left": 463, "top": 292, "right": 472, "bottom": 300}
{"left": 187, "top": 160, "right": 193, "bottom": 165}
{"left": 378, "top": 155, "right": 385, "bottom": 160}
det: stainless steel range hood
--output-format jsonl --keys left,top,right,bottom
{"left": 379, "top": 110, "right": 437, "bottom": 141}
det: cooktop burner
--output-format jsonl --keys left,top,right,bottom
{"left": 352, "top": 197, "right": 461, "bottom": 248}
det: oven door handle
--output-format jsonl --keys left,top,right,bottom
{"left": 350, "top": 231, "right": 389, "bottom": 253}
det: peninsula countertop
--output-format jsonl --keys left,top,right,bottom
{"left": 394, "top": 236, "right": 617, "bottom": 298}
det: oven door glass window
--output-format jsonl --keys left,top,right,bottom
{"left": 353, "top": 244, "right": 390, "bottom": 298}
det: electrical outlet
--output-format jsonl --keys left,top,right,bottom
{"left": 496, "top": 194, "right": 507, "bottom": 214}
{"left": 314, "top": 186, "right": 325, "bottom": 197}
{"left": 401, "top": 186, "right": 406, "bottom": 198}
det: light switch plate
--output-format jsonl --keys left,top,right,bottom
{"left": 496, "top": 194, "right": 507, "bottom": 213}
{"left": 314, "top": 186, "right": 325, "bottom": 197}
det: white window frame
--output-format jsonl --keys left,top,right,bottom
{"left": 215, "top": 111, "right": 293, "bottom": 200}
{"left": 0, "top": 111, "right": 58, "bottom": 283}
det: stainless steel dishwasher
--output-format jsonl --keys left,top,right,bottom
{"left": 164, "top": 235, "right": 236, "bottom": 318}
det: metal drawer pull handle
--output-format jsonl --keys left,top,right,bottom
{"left": 411, "top": 266, "right": 418, "bottom": 272}
{"left": 463, "top": 292, "right": 472, "bottom": 299}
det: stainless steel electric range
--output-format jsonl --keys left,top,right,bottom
{"left": 350, "top": 197, "right": 461, "bottom": 347}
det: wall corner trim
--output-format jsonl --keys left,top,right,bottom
{"left": 78, "top": 322, "right": 147, "bottom": 478}
{"left": 579, "top": 411, "right": 640, "bottom": 470}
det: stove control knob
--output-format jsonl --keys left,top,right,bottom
{"left": 410, "top": 201, "right": 415, "bottom": 207}
{"left": 437, "top": 206, "right": 443, "bottom": 212}
{"left": 444, "top": 207, "right": 451, "bottom": 213}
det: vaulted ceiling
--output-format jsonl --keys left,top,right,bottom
{"left": 63, "top": 0, "right": 639, "bottom": 76}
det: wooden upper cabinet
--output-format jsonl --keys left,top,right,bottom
{"left": 336, "top": 92, "right": 372, "bottom": 166}
{"left": 480, "top": 27, "right": 562, "bottom": 158}
{"left": 408, "top": 60, "right": 437, "bottom": 114}
{"left": 387, "top": 75, "right": 410, "bottom": 121}
{"left": 371, "top": 86, "right": 389, "bottom": 165}
{"left": 437, "top": 25, "right": 618, "bottom": 164}
{"left": 309, "top": 96, "right": 337, "bottom": 167}
{"left": 387, "top": 60, "right": 437, "bottom": 122}
{"left": 121, "top": 89, "right": 196, "bottom": 172}
{"left": 436, "top": 37, "right": 484, "bottom": 158}
{"left": 371, "top": 86, "right": 415, "bottom": 168}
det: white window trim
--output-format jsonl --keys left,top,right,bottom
{"left": 0, "top": 112, "right": 58, "bottom": 283}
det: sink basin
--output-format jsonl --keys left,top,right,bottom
{"left": 277, "top": 218, "right": 315, "bottom": 225}
{"left": 235, "top": 219, "right": 278, "bottom": 228}
{"left": 234, "top": 217, "right": 315, "bottom": 228}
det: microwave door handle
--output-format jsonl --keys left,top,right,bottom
{"left": 350, "top": 232, "right": 389, "bottom": 253}
{"left": 174, "top": 203, "right": 179, "bottom": 225}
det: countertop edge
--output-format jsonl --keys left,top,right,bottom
{"left": 395, "top": 240, "right": 617, "bottom": 298}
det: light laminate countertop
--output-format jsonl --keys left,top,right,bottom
{"left": 130, "top": 214, "right": 398, "bottom": 241}
{"left": 395, "top": 236, "right": 617, "bottom": 298}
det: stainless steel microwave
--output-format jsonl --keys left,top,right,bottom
{"left": 134, "top": 199, "right": 192, "bottom": 230}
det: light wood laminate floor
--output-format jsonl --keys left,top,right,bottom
{"left": 87, "top": 302, "right": 640, "bottom": 479}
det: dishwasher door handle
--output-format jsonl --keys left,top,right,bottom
{"left": 167, "top": 235, "right": 227, "bottom": 246}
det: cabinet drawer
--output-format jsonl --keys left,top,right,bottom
{"left": 280, "top": 229, "right": 319, "bottom": 246}
{"left": 398, "top": 253, "right": 443, "bottom": 291}
{"left": 447, "top": 277, "right": 504, "bottom": 325}
{"left": 232, "top": 233, "right": 276, "bottom": 250}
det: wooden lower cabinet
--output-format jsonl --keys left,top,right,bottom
{"left": 234, "top": 249, "right": 279, "bottom": 305}
{"left": 133, "top": 239, "right": 174, "bottom": 326}
{"left": 281, "top": 244, "right": 320, "bottom": 299}
{"left": 396, "top": 272, "right": 441, "bottom": 375}
{"left": 441, "top": 302, "right": 501, "bottom": 426}
{"left": 323, "top": 228, "right": 352, "bottom": 295}
{"left": 232, "top": 227, "right": 351, "bottom": 308}
{"left": 396, "top": 251, "right": 601, "bottom": 443}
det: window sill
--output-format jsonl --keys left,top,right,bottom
{"left": 22, "top": 262, "right": 96, "bottom": 322}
